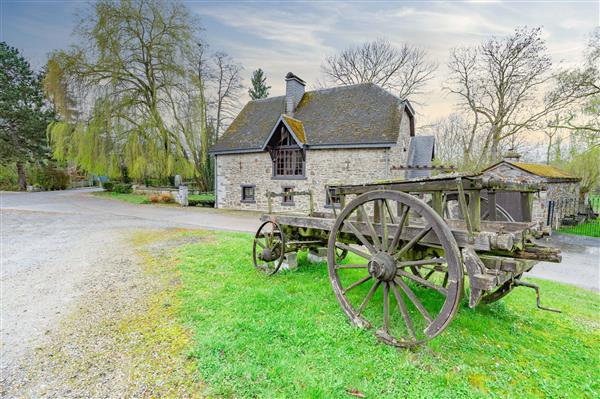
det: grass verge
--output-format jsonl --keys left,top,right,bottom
{"left": 92, "top": 191, "right": 151, "bottom": 204}
{"left": 559, "top": 218, "right": 600, "bottom": 238}
{"left": 91, "top": 191, "right": 215, "bottom": 206}
{"left": 171, "top": 230, "right": 599, "bottom": 399}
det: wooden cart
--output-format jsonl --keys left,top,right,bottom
{"left": 252, "top": 174, "right": 561, "bottom": 347}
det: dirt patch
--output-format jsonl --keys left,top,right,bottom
{"left": 1, "top": 230, "right": 206, "bottom": 398}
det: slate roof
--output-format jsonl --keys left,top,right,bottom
{"left": 210, "top": 83, "right": 413, "bottom": 154}
{"left": 406, "top": 136, "right": 435, "bottom": 179}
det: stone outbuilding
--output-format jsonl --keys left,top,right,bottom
{"left": 481, "top": 159, "right": 581, "bottom": 230}
{"left": 210, "top": 73, "right": 432, "bottom": 212}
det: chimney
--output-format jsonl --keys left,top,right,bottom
{"left": 285, "top": 72, "right": 305, "bottom": 116}
{"left": 502, "top": 148, "right": 521, "bottom": 162}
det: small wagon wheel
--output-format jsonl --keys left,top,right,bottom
{"left": 481, "top": 274, "right": 523, "bottom": 304}
{"left": 253, "top": 221, "right": 285, "bottom": 275}
{"left": 335, "top": 247, "right": 349, "bottom": 262}
{"left": 327, "top": 190, "right": 464, "bottom": 347}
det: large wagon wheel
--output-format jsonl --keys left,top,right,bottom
{"left": 253, "top": 221, "right": 285, "bottom": 275}
{"left": 327, "top": 190, "right": 464, "bottom": 347}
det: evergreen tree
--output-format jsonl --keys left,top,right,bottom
{"left": 0, "top": 42, "right": 53, "bottom": 190}
{"left": 248, "top": 68, "right": 271, "bottom": 100}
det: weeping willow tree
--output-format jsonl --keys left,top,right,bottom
{"left": 45, "top": 0, "right": 213, "bottom": 189}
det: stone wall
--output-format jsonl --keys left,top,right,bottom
{"left": 216, "top": 110, "right": 412, "bottom": 212}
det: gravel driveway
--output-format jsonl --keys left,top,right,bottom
{"left": 1, "top": 188, "right": 598, "bottom": 395}
{"left": 1, "top": 189, "right": 259, "bottom": 395}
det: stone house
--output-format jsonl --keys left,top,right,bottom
{"left": 209, "top": 73, "right": 428, "bottom": 212}
{"left": 481, "top": 159, "right": 581, "bottom": 230}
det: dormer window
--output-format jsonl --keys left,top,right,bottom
{"left": 267, "top": 125, "right": 305, "bottom": 179}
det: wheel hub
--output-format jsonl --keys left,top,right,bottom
{"left": 368, "top": 252, "right": 397, "bottom": 281}
{"left": 259, "top": 248, "right": 274, "bottom": 261}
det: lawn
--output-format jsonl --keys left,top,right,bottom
{"left": 92, "top": 191, "right": 150, "bottom": 204}
{"left": 169, "top": 230, "right": 600, "bottom": 399}
{"left": 91, "top": 191, "right": 215, "bottom": 205}
{"left": 559, "top": 218, "right": 600, "bottom": 238}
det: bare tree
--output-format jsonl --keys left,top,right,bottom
{"left": 445, "top": 27, "right": 592, "bottom": 162}
{"left": 423, "top": 112, "right": 486, "bottom": 172}
{"left": 209, "top": 52, "right": 243, "bottom": 140}
{"left": 321, "top": 38, "right": 437, "bottom": 99}
{"left": 548, "top": 28, "right": 600, "bottom": 143}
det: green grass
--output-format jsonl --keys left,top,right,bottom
{"left": 92, "top": 191, "right": 150, "bottom": 204}
{"left": 171, "top": 231, "right": 600, "bottom": 398}
{"left": 91, "top": 191, "right": 215, "bottom": 206}
{"left": 559, "top": 219, "right": 600, "bottom": 238}
{"left": 189, "top": 193, "right": 215, "bottom": 202}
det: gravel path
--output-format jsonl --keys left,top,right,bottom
{"left": 0, "top": 189, "right": 258, "bottom": 396}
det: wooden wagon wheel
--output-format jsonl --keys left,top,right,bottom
{"left": 480, "top": 274, "right": 523, "bottom": 304}
{"left": 253, "top": 221, "right": 285, "bottom": 275}
{"left": 327, "top": 190, "right": 464, "bottom": 347}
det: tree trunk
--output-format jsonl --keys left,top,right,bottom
{"left": 546, "top": 136, "right": 553, "bottom": 165}
{"left": 16, "top": 161, "right": 27, "bottom": 191}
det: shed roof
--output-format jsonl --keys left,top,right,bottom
{"left": 406, "top": 136, "right": 435, "bottom": 179}
{"left": 210, "top": 83, "right": 413, "bottom": 154}
{"left": 482, "top": 161, "right": 580, "bottom": 182}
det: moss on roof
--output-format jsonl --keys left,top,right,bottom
{"left": 282, "top": 115, "right": 306, "bottom": 144}
{"left": 510, "top": 162, "right": 577, "bottom": 179}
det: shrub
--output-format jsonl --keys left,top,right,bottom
{"left": 149, "top": 194, "right": 159, "bottom": 203}
{"left": 102, "top": 181, "right": 114, "bottom": 192}
{"left": 38, "top": 164, "right": 69, "bottom": 190}
{"left": 113, "top": 183, "right": 133, "bottom": 194}
{"left": 159, "top": 193, "right": 174, "bottom": 203}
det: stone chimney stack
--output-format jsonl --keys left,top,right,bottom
{"left": 285, "top": 72, "right": 305, "bottom": 116}
{"left": 502, "top": 149, "right": 522, "bottom": 162}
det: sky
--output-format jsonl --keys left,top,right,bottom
{"left": 1, "top": 0, "right": 599, "bottom": 127}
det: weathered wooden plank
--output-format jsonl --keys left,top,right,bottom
{"left": 260, "top": 214, "right": 493, "bottom": 251}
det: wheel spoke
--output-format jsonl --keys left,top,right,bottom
{"left": 335, "top": 264, "right": 369, "bottom": 269}
{"left": 343, "top": 275, "right": 372, "bottom": 294}
{"left": 335, "top": 242, "right": 371, "bottom": 260}
{"left": 383, "top": 282, "right": 390, "bottom": 333}
{"left": 388, "top": 205, "right": 410, "bottom": 254}
{"left": 358, "top": 205, "right": 381, "bottom": 250}
{"left": 384, "top": 199, "right": 397, "bottom": 224}
{"left": 379, "top": 200, "right": 389, "bottom": 252}
{"left": 396, "top": 268, "right": 448, "bottom": 296}
{"left": 357, "top": 280, "right": 381, "bottom": 315}
{"left": 254, "top": 238, "right": 265, "bottom": 249}
{"left": 393, "top": 225, "right": 432, "bottom": 260}
{"left": 344, "top": 221, "right": 377, "bottom": 254}
{"left": 394, "top": 278, "right": 433, "bottom": 324}
{"left": 390, "top": 281, "right": 416, "bottom": 339}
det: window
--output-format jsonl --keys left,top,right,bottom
{"left": 325, "top": 187, "right": 341, "bottom": 208}
{"left": 241, "top": 185, "right": 255, "bottom": 203}
{"left": 274, "top": 148, "right": 304, "bottom": 177}
{"left": 282, "top": 186, "right": 294, "bottom": 205}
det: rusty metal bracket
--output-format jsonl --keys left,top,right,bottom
{"left": 513, "top": 279, "right": 562, "bottom": 313}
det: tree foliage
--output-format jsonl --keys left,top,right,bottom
{"left": 0, "top": 42, "right": 54, "bottom": 190}
{"left": 321, "top": 38, "right": 437, "bottom": 100}
{"left": 248, "top": 68, "right": 270, "bottom": 100}
{"left": 45, "top": 0, "right": 217, "bottom": 189}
